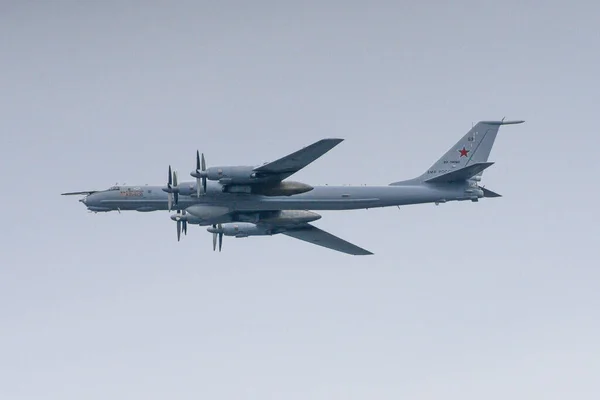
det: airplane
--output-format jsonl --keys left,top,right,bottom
{"left": 63, "top": 119, "right": 524, "bottom": 255}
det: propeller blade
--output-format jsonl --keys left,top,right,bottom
{"left": 195, "top": 151, "right": 206, "bottom": 197}
{"left": 174, "top": 171, "right": 179, "bottom": 205}
{"left": 168, "top": 165, "right": 172, "bottom": 187}
{"left": 177, "top": 220, "right": 181, "bottom": 241}
{"left": 201, "top": 153, "right": 207, "bottom": 194}
{"left": 212, "top": 233, "right": 217, "bottom": 251}
{"left": 182, "top": 209, "right": 187, "bottom": 235}
{"left": 217, "top": 224, "right": 223, "bottom": 252}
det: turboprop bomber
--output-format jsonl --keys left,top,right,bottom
{"left": 63, "top": 119, "right": 524, "bottom": 255}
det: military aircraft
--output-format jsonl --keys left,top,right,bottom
{"left": 63, "top": 120, "right": 524, "bottom": 255}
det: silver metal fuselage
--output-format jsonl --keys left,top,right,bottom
{"left": 82, "top": 180, "right": 472, "bottom": 221}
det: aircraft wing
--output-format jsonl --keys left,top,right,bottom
{"left": 253, "top": 138, "right": 343, "bottom": 180}
{"left": 281, "top": 224, "right": 373, "bottom": 255}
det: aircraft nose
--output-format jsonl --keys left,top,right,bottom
{"left": 82, "top": 193, "right": 100, "bottom": 208}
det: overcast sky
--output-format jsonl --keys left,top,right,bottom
{"left": 1, "top": 1, "right": 599, "bottom": 399}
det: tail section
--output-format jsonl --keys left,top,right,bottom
{"left": 424, "top": 161, "right": 494, "bottom": 183}
{"left": 481, "top": 187, "right": 502, "bottom": 198}
{"left": 418, "top": 120, "right": 524, "bottom": 182}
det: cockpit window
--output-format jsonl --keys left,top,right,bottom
{"left": 108, "top": 186, "right": 120, "bottom": 191}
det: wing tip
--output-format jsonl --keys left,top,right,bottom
{"left": 321, "top": 138, "right": 344, "bottom": 144}
{"left": 350, "top": 248, "right": 374, "bottom": 256}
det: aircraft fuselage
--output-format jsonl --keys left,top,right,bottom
{"left": 82, "top": 179, "right": 473, "bottom": 217}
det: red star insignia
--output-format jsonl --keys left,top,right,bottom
{"left": 458, "top": 146, "right": 469, "bottom": 157}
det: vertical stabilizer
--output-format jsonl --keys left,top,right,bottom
{"left": 418, "top": 120, "right": 524, "bottom": 182}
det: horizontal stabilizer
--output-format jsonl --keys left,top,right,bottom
{"left": 480, "top": 120, "right": 525, "bottom": 125}
{"left": 482, "top": 187, "right": 502, "bottom": 198}
{"left": 425, "top": 162, "right": 494, "bottom": 183}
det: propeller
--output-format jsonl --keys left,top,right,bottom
{"left": 192, "top": 150, "right": 207, "bottom": 197}
{"left": 163, "top": 165, "right": 180, "bottom": 211}
{"left": 172, "top": 209, "right": 188, "bottom": 242}
{"left": 173, "top": 170, "right": 179, "bottom": 206}
{"left": 211, "top": 223, "right": 223, "bottom": 252}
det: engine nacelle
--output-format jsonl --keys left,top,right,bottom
{"left": 254, "top": 181, "right": 314, "bottom": 196}
{"left": 207, "top": 222, "right": 271, "bottom": 237}
{"left": 175, "top": 183, "right": 197, "bottom": 196}
{"left": 205, "top": 166, "right": 258, "bottom": 184}
{"left": 259, "top": 210, "right": 321, "bottom": 225}
{"left": 185, "top": 205, "right": 230, "bottom": 223}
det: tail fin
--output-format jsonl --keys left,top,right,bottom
{"left": 418, "top": 120, "right": 524, "bottom": 182}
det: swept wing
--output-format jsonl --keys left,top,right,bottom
{"left": 281, "top": 223, "right": 373, "bottom": 255}
{"left": 254, "top": 138, "right": 343, "bottom": 180}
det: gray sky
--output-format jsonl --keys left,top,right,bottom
{"left": 1, "top": 1, "right": 599, "bottom": 399}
